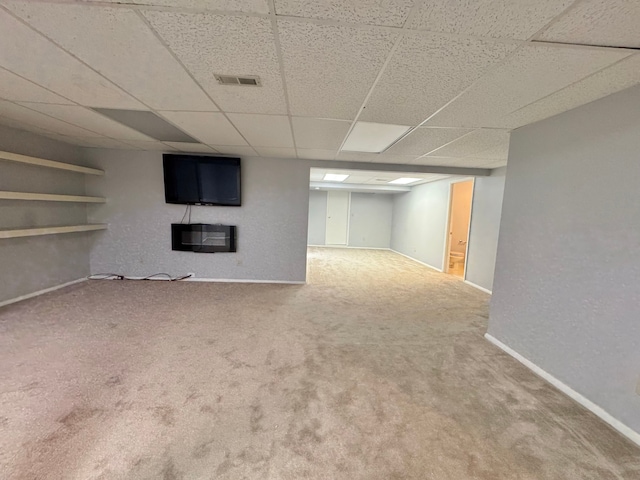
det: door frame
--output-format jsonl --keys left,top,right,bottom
{"left": 443, "top": 177, "right": 475, "bottom": 280}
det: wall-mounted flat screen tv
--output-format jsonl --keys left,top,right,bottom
{"left": 163, "top": 154, "right": 241, "bottom": 206}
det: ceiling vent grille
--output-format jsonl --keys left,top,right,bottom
{"left": 214, "top": 74, "right": 261, "bottom": 86}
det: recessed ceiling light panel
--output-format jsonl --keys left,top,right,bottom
{"left": 342, "top": 121, "right": 411, "bottom": 153}
{"left": 324, "top": 173, "right": 349, "bottom": 182}
{"left": 92, "top": 108, "right": 198, "bottom": 143}
{"left": 389, "top": 177, "right": 421, "bottom": 185}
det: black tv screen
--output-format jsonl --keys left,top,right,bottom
{"left": 163, "top": 154, "right": 241, "bottom": 206}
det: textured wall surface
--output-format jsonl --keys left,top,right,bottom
{"left": 391, "top": 176, "right": 506, "bottom": 290}
{"left": 85, "top": 151, "right": 311, "bottom": 282}
{"left": 0, "top": 125, "right": 90, "bottom": 304}
{"left": 489, "top": 85, "right": 640, "bottom": 434}
{"left": 348, "top": 193, "right": 393, "bottom": 248}
{"left": 465, "top": 167, "right": 506, "bottom": 291}
{"left": 391, "top": 179, "right": 451, "bottom": 270}
{"left": 307, "top": 190, "right": 327, "bottom": 245}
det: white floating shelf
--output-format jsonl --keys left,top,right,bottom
{"left": 0, "top": 224, "right": 108, "bottom": 240}
{"left": 0, "top": 191, "right": 106, "bottom": 203}
{"left": 0, "top": 150, "right": 104, "bottom": 176}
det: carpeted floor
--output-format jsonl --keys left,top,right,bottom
{"left": 1, "top": 248, "right": 638, "bottom": 479}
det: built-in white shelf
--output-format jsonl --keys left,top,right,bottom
{"left": 0, "top": 150, "right": 104, "bottom": 176}
{"left": 0, "top": 191, "right": 106, "bottom": 203}
{"left": 0, "top": 224, "right": 108, "bottom": 240}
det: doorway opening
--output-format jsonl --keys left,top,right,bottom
{"left": 445, "top": 179, "right": 474, "bottom": 279}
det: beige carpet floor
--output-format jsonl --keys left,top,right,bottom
{"left": 1, "top": 247, "right": 638, "bottom": 479}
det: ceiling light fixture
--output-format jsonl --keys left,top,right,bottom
{"left": 389, "top": 177, "right": 421, "bottom": 185}
{"left": 342, "top": 121, "right": 411, "bottom": 153}
{"left": 323, "top": 173, "right": 349, "bottom": 182}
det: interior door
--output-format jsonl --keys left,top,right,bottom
{"left": 325, "top": 191, "right": 350, "bottom": 245}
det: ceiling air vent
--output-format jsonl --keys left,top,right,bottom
{"left": 214, "top": 74, "right": 261, "bottom": 86}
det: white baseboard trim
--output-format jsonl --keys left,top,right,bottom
{"left": 91, "top": 276, "right": 305, "bottom": 285}
{"left": 184, "top": 278, "right": 305, "bottom": 285}
{"left": 485, "top": 333, "right": 640, "bottom": 448}
{"left": 389, "top": 249, "right": 443, "bottom": 272}
{"left": 464, "top": 280, "right": 492, "bottom": 294}
{"left": 0, "top": 278, "right": 87, "bottom": 309}
{"left": 308, "top": 245, "right": 391, "bottom": 251}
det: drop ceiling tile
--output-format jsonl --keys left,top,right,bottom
{"left": 426, "top": 129, "right": 510, "bottom": 157}
{"left": 210, "top": 145, "right": 259, "bottom": 157}
{"left": 499, "top": 54, "right": 640, "bottom": 129}
{"left": 0, "top": 67, "right": 73, "bottom": 104}
{"left": 4, "top": 2, "right": 216, "bottom": 111}
{"left": 297, "top": 149, "right": 337, "bottom": 160}
{"left": 359, "top": 33, "right": 518, "bottom": 126}
{"left": 57, "top": 136, "right": 137, "bottom": 149}
{"left": 472, "top": 142, "right": 509, "bottom": 160}
{"left": 335, "top": 151, "right": 418, "bottom": 164}
{"left": 17, "top": 104, "right": 155, "bottom": 141}
{"left": 254, "top": 147, "right": 297, "bottom": 158}
{"left": 163, "top": 142, "right": 217, "bottom": 153}
{"left": 538, "top": 0, "right": 640, "bottom": 49}
{"left": 291, "top": 117, "right": 351, "bottom": 150}
{"left": 408, "top": 0, "right": 573, "bottom": 40}
{"left": 0, "top": 100, "right": 102, "bottom": 137}
{"left": 84, "top": 0, "right": 270, "bottom": 14}
{"left": 144, "top": 12, "right": 286, "bottom": 114}
{"left": 0, "top": 8, "right": 143, "bottom": 109}
{"left": 278, "top": 20, "right": 398, "bottom": 119}
{"left": 227, "top": 114, "right": 293, "bottom": 148}
{"left": 160, "top": 111, "right": 247, "bottom": 146}
{"left": 274, "top": 0, "right": 414, "bottom": 27}
{"left": 426, "top": 44, "right": 631, "bottom": 128}
{"left": 386, "top": 127, "right": 474, "bottom": 155}
{"left": 121, "top": 140, "right": 178, "bottom": 151}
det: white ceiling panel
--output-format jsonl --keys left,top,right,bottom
{"left": 426, "top": 44, "right": 631, "bottom": 128}
{"left": 0, "top": 67, "right": 72, "bottom": 104}
{"left": 254, "top": 147, "right": 297, "bottom": 158}
{"left": 538, "top": 0, "right": 640, "bottom": 49}
{"left": 499, "top": 54, "right": 640, "bottom": 129}
{"left": 0, "top": 115, "right": 59, "bottom": 137}
{"left": 228, "top": 113, "right": 293, "bottom": 148}
{"left": 359, "top": 33, "right": 518, "bottom": 126}
{"left": 297, "top": 149, "right": 337, "bottom": 160}
{"left": 84, "top": 0, "right": 270, "bottom": 14}
{"left": 335, "top": 151, "right": 418, "bottom": 164}
{"left": 386, "top": 127, "right": 474, "bottom": 155}
{"left": 407, "top": 0, "right": 574, "bottom": 40}
{"left": 472, "top": 142, "right": 509, "bottom": 160}
{"left": 274, "top": 0, "right": 414, "bottom": 27}
{"left": 0, "top": 8, "right": 143, "bottom": 109}
{"left": 0, "top": 100, "right": 103, "bottom": 137}
{"left": 4, "top": 2, "right": 217, "bottom": 111}
{"left": 17, "top": 104, "right": 156, "bottom": 141}
{"left": 144, "top": 12, "right": 286, "bottom": 114}
{"left": 211, "top": 145, "right": 259, "bottom": 157}
{"left": 426, "top": 129, "right": 510, "bottom": 157}
{"left": 121, "top": 140, "right": 178, "bottom": 151}
{"left": 54, "top": 136, "right": 137, "bottom": 149}
{"left": 163, "top": 142, "right": 217, "bottom": 153}
{"left": 160, "top": 111, "right": 247, "bottom": 146}
{"left": 291, "top": 117, "right": 351, "bottom": 150}
{"left": 278, "top": 20, "right": 398, "bottom": 119}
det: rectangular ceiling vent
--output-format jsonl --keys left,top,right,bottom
{"left": 214, "top": 74, "right": 261, "bottom": 86}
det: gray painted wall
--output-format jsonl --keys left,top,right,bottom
{"left": 307, "top": 191, "right": 393, "bottom": 248}
{"left": 391, "top": 174, "right": 506, "bottom": 290}
{"left": 488, "top": 86, "right": 640, "bottom": 434}
{"left": 348, "top": 193, "right": 393, "bottom": 248}
{"left": 85, "top": 150, "right": 310, "bottom": 282}
{"left": 390, "top": 179, "right": 452, "bottom": 270}
{"left": 308, "top": 190, "right": 327, "bottom": 245}
{"left": 0, "top": 125, "right": 90, "bottom": 304}
{"left": 466, "top": 167, "right": 506, "bottom": 291}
